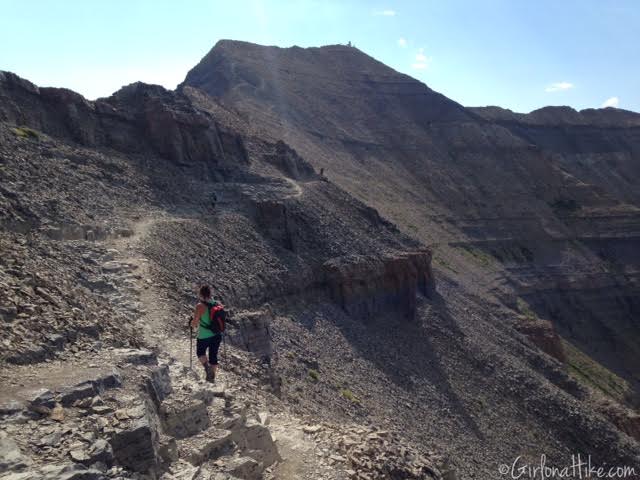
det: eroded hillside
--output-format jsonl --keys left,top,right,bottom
{"left": 1, "top": 40, "right": 639, "bottom": 480}
{"left": 183, "top": 40, "right": 640, "bottom": 399}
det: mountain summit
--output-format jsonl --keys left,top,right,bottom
{"left": 182, "top": 39, "right": 472, "bottom": 143}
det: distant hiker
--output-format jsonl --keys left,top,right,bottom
{"left": 320, "top": 167, "right": 324, "bottom": 176}
{"left": 191, "top": 285, "right": 226, "bottom": 382}
{"left": 211, "top": 192, "right": 218, "bottom": 210}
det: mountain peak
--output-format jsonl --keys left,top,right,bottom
{"left": 181, "top": 39, "right": 471, "bottom": 144}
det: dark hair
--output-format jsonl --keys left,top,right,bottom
{"left": 199, "top": 285, "right": 211, "bottom": 299}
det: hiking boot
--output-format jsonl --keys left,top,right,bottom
{"left": 204, "top": 364, "right": 214, "bottom": 382}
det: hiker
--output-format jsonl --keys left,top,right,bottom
{"left": 211, "top": 192, "right": 218, "bottom": 210}
{"left": 191, "top": 285, "right": 224, "bottom": 382}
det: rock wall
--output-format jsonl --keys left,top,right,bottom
{"left": 0, "top": 71, "right": 248, "bottom": 168}
{"left": 0, "top": 350, "right": 281, "bottom": 479}
{"left": 262, "top": 140, "right": 317, "bottom": 180}
{"left": 226, "top": 310, "right": 274, "bottom": 363}
{"left": 322, "top": 250, "right": 434, "bottom": 321}
{"left": 515, "top": 317, "right": 566, "bottom": 362}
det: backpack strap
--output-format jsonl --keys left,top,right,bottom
{"left": 198, "top": 301, "right": 211, "bottom": 327}
{"left": 198, "top": 301, "right": 222, "bottom": 331}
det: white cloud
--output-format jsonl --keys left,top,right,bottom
{"left": 397, "top": 37, "right": 407, "bottom": 48}
{"left": 601, "top": 96, "right": 619, "bottom": 108}
{"left": 545, "top": 81, "right": 574, "bottom": 93}
{"left": 411, "top": 48, "right": 432, "bottom": 70}
{"left": 373, "top": 9, "right": 396, "bottom": 16}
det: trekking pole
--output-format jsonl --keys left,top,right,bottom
{"left": 223, "top": 332, "right": 227, "bottom": 365}
{"left": 189, "top": 325, "right": 193, "bottom": 370}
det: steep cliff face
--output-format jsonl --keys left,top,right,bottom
{"left": 323, "top": 250, "right": 434, "bottom": 321}
{"left": 181, "top": 40, "right": 640, "bottom": 396}
{"left": 0, "top": 71, "right": 248, "bottom": 168}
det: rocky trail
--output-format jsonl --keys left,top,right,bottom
{"left": 0, "top": 208, "right": 338, "bottom": 480}
{"left": 2, "top": 174, "right": 444, "bottom": 480}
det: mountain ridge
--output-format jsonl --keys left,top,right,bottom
{"left": 1, "top": 39, "right": 639, "bottom": 479}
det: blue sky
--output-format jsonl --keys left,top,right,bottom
{"left": 1, "top": 0, "right": 638, "bottom": 112}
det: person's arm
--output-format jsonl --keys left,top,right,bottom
{"left": 191, "top": 304, "right": 204, "bottom": 330}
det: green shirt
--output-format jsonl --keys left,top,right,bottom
{"left": 198, "top": 301, "right": 221, "bottom": 340}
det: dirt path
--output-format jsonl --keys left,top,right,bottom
{"left": 106, "top": 213, "right": 191, "bottom": 363}
{"left": 268, "top": 414, "right": 345, "bottom": 480}
{"left": 104, "top": 214, "right": 346, "bottom": 479}
{"left": 282, "top": 177, "right": 304, "bottom": 199}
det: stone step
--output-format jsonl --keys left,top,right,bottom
{"left": 160, "top": 397, "right": 210, "bottom": 439}
{"left": 176, "top": 428, "right": 234, "bottom": 465}
{"left": 213, "top": 455, "right": 262, "bottom": 480}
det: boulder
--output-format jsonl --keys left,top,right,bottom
{"left": 240, "top": 420, "right": 279, "bottom": 467}
{"left": 177, "top": 428, "right": 233, "bottom": 465}
{"left": 0, "top": 400, "right": 24, "bottom": 417}
{"left": 93, "top": 370, "right": 122, "bottom": 392}
{"left": 84, "top": 440, "right": 114, "bottom": 467}
{"left": 160, "top": 398, "right": 210, "bottom": 439}
{"left": 224, "top": 456, "right": 261, "bottom": 480}
{"left": 322, "top": 250, "right": 434, "bottom": 322}
{"left": 146, "top": 365, "right": 173, "bottom": 405}
{"left": 59, "top": 371, "right": 122, "bottom": 407}
{"left": 226, "top": 311, "right": 273, "bottom": 362}
{"left": 29, "top": 388, "right": 56, "bottom": 409}
{"left": 515, "top": 317, "right": 566, "bottom": 362}
{"left": 109, "top": 415, "right": 160, "bottom": 473}
{"left": 60, "top": 382, "right": 96, "bottom": 407}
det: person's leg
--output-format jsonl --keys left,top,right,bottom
{"left": 208, "top": 335, "right": 222, "bottom": 377}
{"left": 196, "top": 338, "right": 213, "bottom": 380}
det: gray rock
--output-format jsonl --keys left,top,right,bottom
{"left": 60, "top": 382, "right": 96, "bottom": 407}
{"left": 161, "top": 462, "right": 200, "bottom": 480}
{"left": 70, "top": 449, "right": 90, "bottom": 463}
{"left": 0, "top": 431, "right": 31, "bottom": 471}
{"left": 90, "top": 405, "right": 113, "bottom": 415}
{"left": 93, "top": 370, "right": 122, "bottom": 392}
{"left": 257, "top": 412, "right": 270, "bottom": 426}
{"left": 0, "top": 400, "right": 25, "bottom": 417}
{"left": 158, "top": 436, "right": 178, "bottom": 464}
{"left": 160, "top": 398, "right": 209, "bottom": 439}
{"left": 109, "top": 415, "right": 160, "bottom": 473}
{"left": 85, "top": 439, "right": 113, "bottom": 467}
{"left": 178, "top": 428, "right": 233, "bottom": 465}
{"left": 0, "top": 306, "right": 18, "bottom": 322}
{"left": 0, "top": 471, "right": 38, "bottom": 480}
{"left": 47, "top": 334, "right": 66, "bottom": 350}
{"left": 29, "top": 388, "right": 56, "bottom": 409}
{"left": 224, "top": 456, "right": 261, "bottom": 480}
{"left": 218, "top": 414, "right": 244, "bottom": 441}
{"left": 39, "top": 430, "right": 63, "bottom": 447}
{"left": 241, "top": 420, "right": 279, "bottom": 467}
{"left": 116, "top": 348, "right": 157, "bottom": 365}
{"left": 193, "top": 383, "right": 226, "bottom": 406}
{"left": 146, "top": 365, "right": 173, "bottom": 405}
{"left": 40, "top": 463, "right": 107, "bottom": 480}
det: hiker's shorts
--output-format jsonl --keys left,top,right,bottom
{"left": 196, "top": 335, "right": 222, "bottom": 365}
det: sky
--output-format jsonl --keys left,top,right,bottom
{"left": 1, "top": 0, "right": 638, "bottom": 113}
